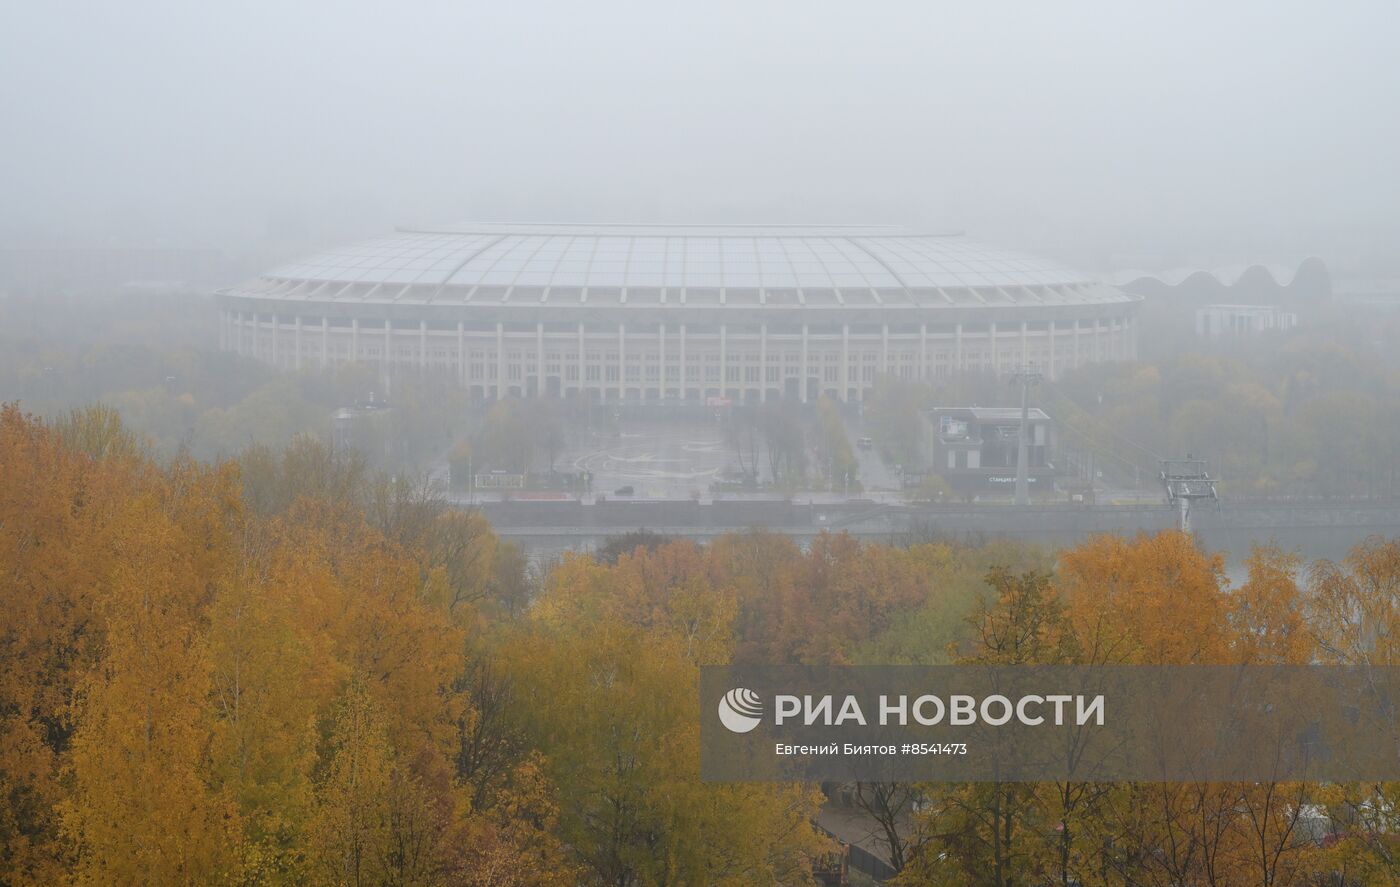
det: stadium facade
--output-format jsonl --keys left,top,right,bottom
{"left": 215, "top": 224, "right": 1140, "bottom": 403}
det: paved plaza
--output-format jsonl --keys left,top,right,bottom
{"left": 561, "top": 421, "right": 766, "bottom": 499}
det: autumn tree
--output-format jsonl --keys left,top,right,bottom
{"left": 0, "top": 405, "right": 125, "bottom": 881}
{"left": 515, "top": 542, "right": 828, "bottom": 884}
{"left": 307, "top": 677, "right": 453, "bottom": 887}
{"left": 1305, "top": 537, "right": 1400, "bottom": 878}
{"left": 61, "top": 456, "right": 244, "bottom": 885}
{"left": 507, "top": 622, "right": 824, "bottom": 885}
{"left": 908, "top": 569, "right": 1072, "bottom": 886}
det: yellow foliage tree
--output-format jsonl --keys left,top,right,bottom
{"left": 61, "top": 457, "right": 244, "bottom": 884}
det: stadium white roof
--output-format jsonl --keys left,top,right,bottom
{"left": 263, "top": 224, "right": 1095, "bottom": 292}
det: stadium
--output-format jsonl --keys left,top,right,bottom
{"left": 215, "top": 224, "right": 1140, "bottom": 403}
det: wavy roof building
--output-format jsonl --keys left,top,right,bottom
{"left": 216, "top": 224, "right": 1141, "bottom": 403}
{"left": 1110, "top": 257, "right": 1331, "bottom": 303}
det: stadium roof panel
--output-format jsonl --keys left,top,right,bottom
{"left": 254, "top": 224, "right": 1132, "bottom": 305}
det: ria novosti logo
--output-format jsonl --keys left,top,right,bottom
{"left": 716, "top": 687, "right": 1107, "bottom": 733}
{"left": 718, "top": 688, "right": 764, "bottom": 733}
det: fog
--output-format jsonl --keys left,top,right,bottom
{"left": 9, "top": 7, "right": 1400, "bottom": 880}
{"left": 2, "top": 0, "right": 1397, "bottom": 271}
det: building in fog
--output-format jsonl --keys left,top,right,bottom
{"left": 1194, "top": 303, "right": 1299, "bottom": 338}
{"left": 920, "top": 406, "right": 1056, "bottom": 493}
{"left": 215, "top": 224, "right": 1140, "bottom": 404}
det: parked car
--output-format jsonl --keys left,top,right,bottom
{"left": 614, "top": 485, "right": 635, "bottom": 496}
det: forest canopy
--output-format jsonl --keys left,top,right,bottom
{"left": 1, "top": 403, "right": 1397, "bottom": 884}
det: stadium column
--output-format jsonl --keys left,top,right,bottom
{"left": 989, "top": 321, "right": 997, "bottom": 374}
{"left": 841, "top": 323, "right": 850, "bottom": 402}
{"left": 759, "top": 322, "right": 767, "bottom": 403}
{"left": 271, "top": 314, "right": 279, "bottom": 366}
{"left": 252, "top": 312, "right": 259, "bottom": 360}
{"left": 1048, "top": 320, "right": 1056, "bottom": 379}
{"left": 576, "top": 323, "right": 585, "bottom": 399}
{"left": 1020, "top": 320, "right": 1028, "bottom": 369}
{"left": 351, "top": 318, "right": 359, "bottom": 362}
{"left": 419, "top": 320, "right": 427, "bottom": 372}
{"left": 294, "top": 316, "right": 303, "bottom": 370}
{"left": 618, "top": 323, "right": 626, "bottom": 401}
{"left": 495, "top": 322, "right": 505, "bottom": 399}
{"left": 679, "top": 323, "right": 687, "bottom": 398}
{"left": 800, "top": 323, "right": 809, "bottom": 404}
{"left": 321, "top": 317, "right": 329, "bottom": 368}
{"left": 456, "top": 321, "right": 465, "bottom": 384}
{"left": 383, "top": 322, "right": 391, "bottom": 380}
{"left": 1093, "top": 319, "right": 1101, "bottom": 362}
{"left": 955, "top": 323, "right": 963, "bottom": 372}
{"left": 536, "top": 322, "right": 544, "bottom": 396}
{"left": 234, "top": 311, "right": 242, "bottom": 355}
{"left": 1073, "top": 320, "right": 1081, "bottom": 369}
{"left": 919, "top": 322, "right": 928, "bottom": 381}
{"left": 719, "top": 324, "right": 728, "bottom": 400}
{"left": 880, "top": 323, "right": 889, "bottom": 378}
{"left": 659, "top": 323, "right": 667, "bottom": 399}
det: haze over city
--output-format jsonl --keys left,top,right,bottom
{"left": 3, "top": 0, "right": 1396, "bottom": 272}
{"left": 4, "top": 2, "right": 1400, "bottom": 884}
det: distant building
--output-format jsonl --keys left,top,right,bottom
{"left": 1113, "top": 257, "right": 1331, "bottom": 304}
{"left": 920, "top": 406, "right": 1055, "bottom": 493}
{"left": 1194, "top": 304, "right": 1298, "bottom": 338}
{"left": 332, "top": 399, "right": 395, "bottom": 458}
{"left": 215, "top": 223, "right": 1140, "bottom": 404}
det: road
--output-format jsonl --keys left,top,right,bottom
{"left": 842, "top": 413, "right": 903, "bottom": 492}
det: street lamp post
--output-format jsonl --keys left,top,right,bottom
{"left": 1009, "top": 366, "right": 1043, "bottom": 506}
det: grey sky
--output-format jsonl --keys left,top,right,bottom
{"left": 2, "top": 0, "right": 1395, "bottom": 271}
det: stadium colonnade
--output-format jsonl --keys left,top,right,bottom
{"left": 216, "top": 224, "right": 1140, "bottom": 404}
